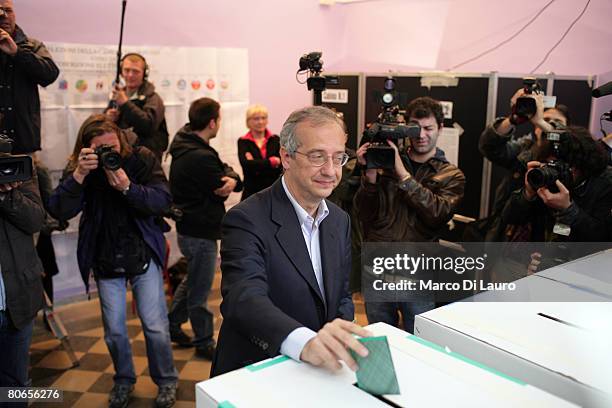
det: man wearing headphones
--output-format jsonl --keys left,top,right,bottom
{"left": 106, "top": 53, "right": 169, "bottom": 160}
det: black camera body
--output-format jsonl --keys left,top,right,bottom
{"left": 514, "top": 77, "right": 542, "bottom": 120}
{"left": 94, "top": 144, "right": 122, "bottom": 171}
{"left": 298, "top": 52, "right": 338, "bottom": 105}
{"left": 362, "top": 77, "right": 420, "bottom": 169}
{"left": 526, "top": 129, "right": 572, "bottom": 193}
{"left": 0, "top": 134, "right": 33, "bottom": 184}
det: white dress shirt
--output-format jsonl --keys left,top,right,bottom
{"left": 279, "top": 176, "right": 329, "bottom": 362}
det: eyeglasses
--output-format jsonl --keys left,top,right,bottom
{"left": 295, "top": 150, "right": 349, "bottom": 167}
{"left": 0, "top": 7, "right": 14, "bottom": 16}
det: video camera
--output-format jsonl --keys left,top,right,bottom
{"left": 527, "top": 127, "right": 572, "bottom": 193}
{"left": 361, "top": 77, "right": 420, "bottom": 169}
{"left": 0, "top": 134, "right": 33, "bottom": 184}
{"left": 297, "top": 52, "right": 339, "bottom": 106}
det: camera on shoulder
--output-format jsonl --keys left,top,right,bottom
{"left": 362, "top": 77, "right": 420, "bottom": 170}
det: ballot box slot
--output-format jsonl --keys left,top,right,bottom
{"left": 536, "top": 312, "right": 585, "bottom": 330}
{"left": 352, "top": 383, "right": 403, "bottom": 407}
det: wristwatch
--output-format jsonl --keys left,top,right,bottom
{"left": 121, "top": 183, "right": 131, "bottom": 196}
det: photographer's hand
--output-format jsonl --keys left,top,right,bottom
{"left": 73, "top": 146, "right": 98, "bottom": 184}
{"left": 104, "top": 168, "right": 130, "bottom": 192}
{"left": 386, "top": 140, "right": 409, "bottom": 180}
{"left": 112, "top": 84, "right": 129, "bottom": 106}
{"left": 523, "top": 161, "right": 541, "bottom": 200}
{"left": 0, "top": 181, "right": 23, "bottom": 193}
{"left": 356, "top": 142, "right": 377, "bottom": 184}
{"left": 105, "top": 108, "right": 120, "bottom": 123}
{"left": 537, "top": 180, "right": 571, "bottom": 210}
{"left": 0, "top": 28, "right": 17, "bottom": 56}
{"left": 530, "top": 93, "right": 551, "bottom": 131}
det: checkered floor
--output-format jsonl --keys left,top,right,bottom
{"left": 28, "top": 269, "right": 368, "bottom": 407}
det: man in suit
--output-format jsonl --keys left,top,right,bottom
{"left": 212, "top": 106, "right": 371, "bottom": 377}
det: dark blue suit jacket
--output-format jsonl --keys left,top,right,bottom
{"left": 211, "top": 178, "right": 354, "bottom": 376}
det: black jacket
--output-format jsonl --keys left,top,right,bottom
{"left": 501, "top": 166, "right": 612, "bottom": 242}
{"left": 212, "top": 179, "right": 354, "bottom": 376}
{"left": 0, "top": 26, "right": 59, "bottom": 154}
{"left": 116, "top": 81, "right": 169, "bottom": 159}
{"left": 0, "top": 173, "right": 45, "bottom": 329}
{"left": 169, "top": 125, "right": 242, "bottom": 240}
{"left": 237, "top": 133, "right": 282, "bottom": 200}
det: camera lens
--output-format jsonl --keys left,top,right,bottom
{"left": 382, "top": 93, "right": 394, "bottom": 105}
{"left": 527, "top": 168, "right": 546, "bottom": 190}
{"left": 384, "top": 78, "right": 395, "bottom": 91}
{"left": 101, "top": 151, "right": 122, "bottom": 171}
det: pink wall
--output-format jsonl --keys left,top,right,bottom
{"left": 15, "top": 0, "right": 346, "bottom": 133}
{"left": 15, "top": 0, "right": 612, "bottom": 134}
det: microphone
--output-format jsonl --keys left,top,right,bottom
{"left": 592, "top": 81, "right": 612, "bottom": 98}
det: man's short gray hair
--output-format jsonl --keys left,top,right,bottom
{"left": 279, "top": 106, "right": 346, "bottom": 155}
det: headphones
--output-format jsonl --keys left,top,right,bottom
{"left": 120, "top": 52, "right": 150, "bottom": 80}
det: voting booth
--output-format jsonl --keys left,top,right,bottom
{"left": 196, "top": 322, "right": 575, "bottom": 408}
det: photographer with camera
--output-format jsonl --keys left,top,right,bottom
{"left": 477, "top": 82, "right": 570, "bottom": 241}
{"left": 47, "top": 115, "right": 178, "bottom": 408}
{"left": 105, "top": 53, "right": 169, "bottom": 161}
{"left": 354, "top": 96, "right": 465, "bottom": 333}
{"left": 500, "top": 126, "right": 612, "bottom": 243}
{"left": 0, "top": 135, "right": 45, "bottom": 391}
{"left": 0, "top": 0, "right": 59, "bottom": 154}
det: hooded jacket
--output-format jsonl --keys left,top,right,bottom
{"left": 169, "top": 125, "right": 242, "bottom": 240}
{"left": 354, "top": 148, "right": 465, "bottom": 242}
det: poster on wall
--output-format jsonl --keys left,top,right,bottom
{"left": 39, "top": 43, "right": 250, "bottom": 183}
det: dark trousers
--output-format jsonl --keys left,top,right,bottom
{"left": 0, "top": 310, "right": 33, "bottom": 388}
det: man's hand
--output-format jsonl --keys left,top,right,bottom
{"left": 0, "top": 28, "right": 17, "bottom": 56}
{"left": 105, "top": 108, "right": 120, "bottom": 123}
{"left": 527, "top": 252, "right": 542, "bottom": 275}
{"left": 509, "top": 88, "right": 527, "bottom": 109}
{"left": 0, "top": 181, "right": 22, "bottom": 193}
{"left": 356, "top": 142, "right": 377, "bottom": 184}
{"left": 104, "top": 168, "right": 131, "bottom": 192}
{"left": 537, "top": 180, "right": 571, "bottom": 210}
{"left": 269, "top": 156, "right": 281, "bottom": 168}
{"left": 214, "top": 176, "right": 237, "bottom": 197}
{"left": 111, "top": 84, "right": 129, "bottom": 106}
{"left": 73, "top": 146, "right": 99, "bottom": 184}
{"left": 300, "top": 319, "right": 372, "bottom": 372}
{"left": 523, "top": 161, "right": 541, "bottom": 200}
{"left": 386, "top": 140, "right": 409, "bottom": 180}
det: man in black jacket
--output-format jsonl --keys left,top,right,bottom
{"left": 167, "top": 97, "right": 242, "bottom": 358}
{"left": 106, "top": 53, "right": 168, "bottom": 160}
{"left": 0, "top": 0, "right": 59, "bottom": 154}
{"left": 0, "top": 158, "right": 46, "bottom": 388}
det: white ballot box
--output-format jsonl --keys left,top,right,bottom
{"left": 196, "top": 322, "right": 575, "bottom": 407}
{"left": 536, "top": 249, "right": 612, "bottom": 300}
{"left": 415, "top": 299, "right": 612, "bottom": 407}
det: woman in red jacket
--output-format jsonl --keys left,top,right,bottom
{"left": 237, "top": 105, "right": 282, "bottom": 200}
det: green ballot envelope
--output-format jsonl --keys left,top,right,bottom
{"left": 351, "top": 336, "right": 400, "bottom": 395}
